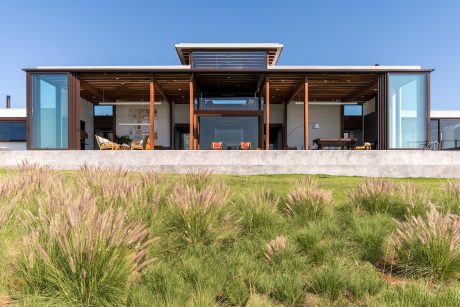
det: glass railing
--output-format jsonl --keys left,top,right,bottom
{"left": 197, "top": 97, "right": 260, "bottom": 110}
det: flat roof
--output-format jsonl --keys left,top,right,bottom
{"left": 23, "top": 65, "right": 433, "bottom": 73}
{"left": 431, "top": 110, "right": 460, "bottom": 118}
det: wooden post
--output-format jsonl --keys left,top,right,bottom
{"left": 283, "top": 101, "right": 288, "bottom": 149}
{"left": 150, "top": 76, "right": 155, "bottom": 150}
{"left": 189, "top": 75, "right": 194, "bottom": 150}
{"left": 265, "top": 76, "right": 270, "bottom": 150}
{"left": 304, "top": 76, "right": 309, "bottom": 150}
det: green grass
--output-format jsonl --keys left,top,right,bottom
{"left": 0, "top": 167, "right": 457, "bottom": 306}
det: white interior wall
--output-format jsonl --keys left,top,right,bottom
{"left": 115, "top": 102, "right": 170, "bottom": 147}
{"left": 287, "top": 102, "right": 341, "bottom": 149}
{"left": 269, "top": 104, "right": 284, "bottom": 124}
{"left": 363, "top": 98, "right": 376, "bottom": 116}
{"left": 80, "top": 98, "right": 94, "bottom": 150}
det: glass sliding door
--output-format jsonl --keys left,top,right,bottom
{"left": 200, "top": 116, "right": 259, "bottom": 149}
{"left": 31, "top": 74, "right": 69, "bottom": 149}
{"left": 388, "top": 73, "right": 427, "bottom": 149}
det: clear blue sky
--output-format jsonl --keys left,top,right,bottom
{"left": 0, "top": 0, "right": 459, "bottom": 110}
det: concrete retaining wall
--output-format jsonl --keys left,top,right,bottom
{"left": 0, "top": 150, "right": 459, "bottom": 178}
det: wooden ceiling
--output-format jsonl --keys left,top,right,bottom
{"left": 79, "top": 73, "right": 378, "bottom": 105}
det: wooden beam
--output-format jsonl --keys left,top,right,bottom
{"left": 80, "top": 80, "right": 115, "bottom": 102}
{"left": 304, "top": 76, "right": 309, "bottom": 150}
{"left": 265, "top": 76, "right": 270, "bottom": 150}
{"left": 288, "top": 80, "right": 305, "bottom": 103}
{"left": 150, "top": 76, "right": 155, "bottom": 150}
{"left": 152, "top": 78, "right": 170, "bottom": 102}
{"left": 343, "top": 80, "right": 378, "bottom": 102}
{"left": 189, "top": 75, "right": 194, "bottom": 150}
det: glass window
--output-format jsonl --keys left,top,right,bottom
{"left": 0, "top": 121, "right": 26, "bottom": 141}
{"left": 344, "top": 105, "right": 362, "bottom": 116}
{"left": 200, "top": 116, "right": 259, "bottom": 149}
{"left": 388, "top": 73, "right": 427, "bottom": 149}
{"left": 31, "top": 74, "right": 69, "bottom": 149}
{"left": 94, "top": 105, "right": 113, "bottom": 116}
{"left": 440, "top": 119, "right": 460, "bottom": 149}
{"left": 192, "top": 51, "right": 267, "bottom": 69}
{"left": 430, "top": 119, "right": 439, "bottom": 143}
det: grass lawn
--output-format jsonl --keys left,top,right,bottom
{"left": 0, "top": 166, "right": 459, "bottom": 306}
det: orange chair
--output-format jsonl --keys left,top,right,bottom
{"left": 211, "top": 142, "right": 223, "bottom": 150}
{"left": 240, "top": 142, "right": 251, "bottom": 150}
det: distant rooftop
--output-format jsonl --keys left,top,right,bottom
{"left": 0, "top": 108, "right": 26, "bottom": 118}
{"left": 431, "top": 110, "right": 460, "bottom": 118}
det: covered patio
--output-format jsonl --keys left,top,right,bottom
{"left": 74, "top": 70, "right": 380, "bottom": 151}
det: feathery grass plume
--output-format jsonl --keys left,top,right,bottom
{"left": 441, "top": 179, "right": 460, "bottom": 215}
{"left": 389, "top": 204, "right": 460, "bottom": 281}
{"left": 165, "top": 181, "right": 230, "bottom": 246}
{"left": 78, "top": 164, "right": 162, "bottom": 222}
{"left": 350, "top": 179, "right": 431, "bottom": 219}
{"left": 399, "top": 183, "right": 432, "bottom": 217}
{"left": 235, "top": 189, "right": 282, "bottom": 236}
{"left": 284, "top": 186, "right": 333, "bottom": 221}
{"left": 444, "top": 179, "right": 460, "bottom": 199}
{"left": 349, "top": 178, "right": 396, "bottom": 214}
{"left": 292, "top": 176, "right": 320, "bottom": 189}
{"left": 182, "top": 170, "right": 214, "bottom": 190}
{"left": 16, "top": 185, "right": 157, "bottom": 306}
{"left": 264, "top": 235, "right": 287, "bottom": 264}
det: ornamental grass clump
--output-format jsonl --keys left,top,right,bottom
{"left": 441, "top": 180, "right": 460, "bottom": 214}
{"left": 16, "top": 186, "right": 157, "bottom": 306}
{"left": 236, "top": 189, "right": 282, "bottom": 236}
{"left": 350, "top": 179, "right": 431, "bottom": 219}
{"left": 264, "top": 235, "right": 287, "bottom": 265}
{"left": 284, "top": 186, "right": 333, "bottom": 222}
{"left": 78, "top": 164, "right": 162, "bottom": 222}
{"left": 165, "top": 182, "right": 230, "bottom": 246}
{"left": 388, "top": 205, "right": 460, "bottom": 281}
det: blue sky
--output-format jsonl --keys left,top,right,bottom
{"left": 0, "top": 0, "right": 459, "bottom": 110}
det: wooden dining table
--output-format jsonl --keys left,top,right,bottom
{"left": 313, "top": 138, "right": 358, "bottom": 150}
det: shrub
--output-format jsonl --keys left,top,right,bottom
{"left": 389, "top": 205, "right": 460, "bottom": 281}
{"left": 350, "top": 179, "right": 431, "bottom": 219}
{"left": 284, "top": 186, "right": 333, "bottom": 222}
{"left": 16, "top": 187, "right": 157, "bottom": 306}
{"left": 351, "top": 213, "right": 395, "bottom": 263}
{"left": 309, "top": 261, "right": 346, "bottom": 302}
{"left": 165, "top": 182, "right": 230, "bottom": 246}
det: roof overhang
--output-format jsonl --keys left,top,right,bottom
{"left": 175, "top": 43, "right": 284, "bottom": 66}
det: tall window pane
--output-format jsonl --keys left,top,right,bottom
{"left": 440, "top": 119, "right": 460, "bottom": 149}
{"left": 200, "top": 116, "right": 258, "bottom": 149}
{"left": 31, "top": 74, "right": 69, "bottom": 148}
{"left": 388, "top": 73, "right": 427, "bottom": 148}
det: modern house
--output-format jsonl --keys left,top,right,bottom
{"left": 0, "top": 96, "right": 26, "bottom": 150}
{"left": 23, "top": 43, "right": 432, "bottom": 150}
